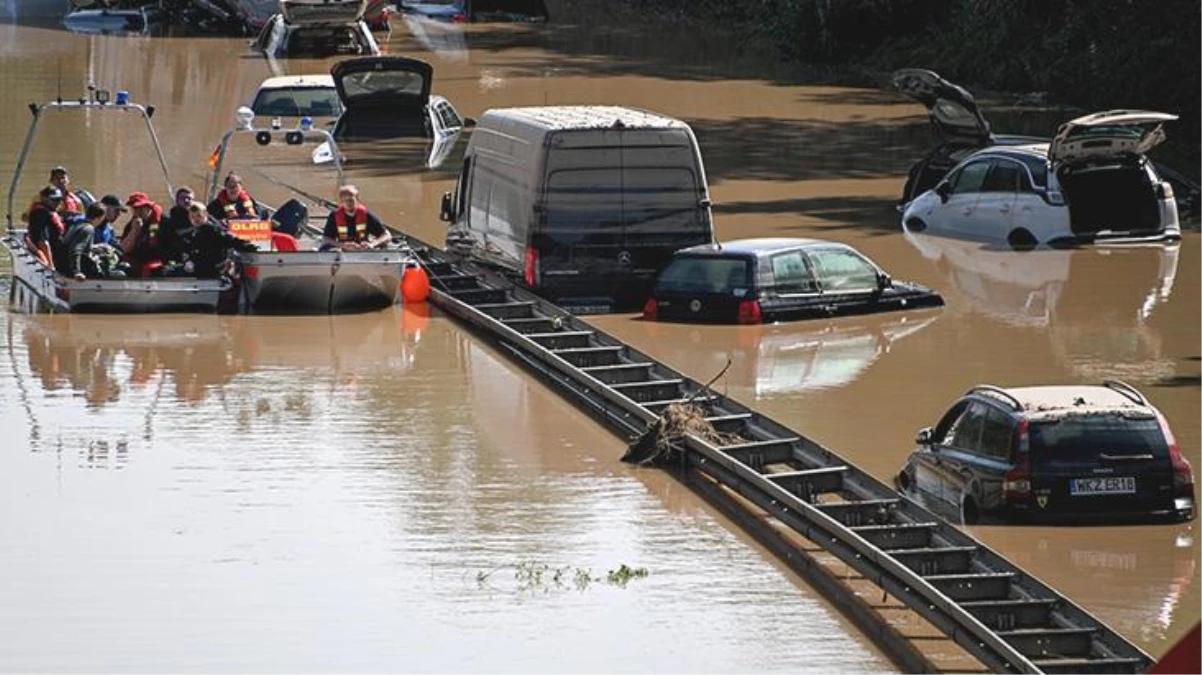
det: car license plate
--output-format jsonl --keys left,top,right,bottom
{"left": 1070, "top": 476, "right": 1136, "bottom": 496}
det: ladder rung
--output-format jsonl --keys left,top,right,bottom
{"left": 850, "top": 522, "right": 937, "bottom": 550}
{"left": 765, "top": 466, "right": 846, "bottom": 498}
{"left": 997, "top": 627, "right": 1097, "bottom": 659}
{"left": 924, "top": 572, "right": 1014, "bottom": 601}
{"left": 816, "top": 499, "right": 900, "bottom": 527}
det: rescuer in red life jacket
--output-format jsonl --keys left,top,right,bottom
{"left": 206, "top": 171, "right": 261, "bottom": 222}
{"left": 320, "top": 184, "right": 390, "bottom": 251}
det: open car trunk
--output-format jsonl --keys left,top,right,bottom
{"left": 1059, "top": 161, "right": 1162, "bottom": 238}
{"left": 278, "top": 0, "right": 367, "bottom": 24}
{"left": 331, "top": 56, "right": 433, "bottom": 140}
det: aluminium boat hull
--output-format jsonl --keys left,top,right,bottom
{"left": 4, "top": 233, "right": 230, "bottom": 314}
{"left": 238, "top": 248, "right": 407, "bottom": 314}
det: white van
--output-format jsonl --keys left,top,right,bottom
{"left": 440, "top": 105, "right": 714, "bottom": 311}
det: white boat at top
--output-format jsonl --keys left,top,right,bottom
{"left": 3, "top": 88, "right": 233, "bottom": 314}
{"left": 205, "top": 107, "right": 417, "bottom": 314}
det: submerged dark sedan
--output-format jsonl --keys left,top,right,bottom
{"left": 642, "top": 237, "right": 943, "bottom": 324}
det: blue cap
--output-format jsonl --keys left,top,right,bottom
{"left": 115, "top": 90, "right": 130, "bottom": 105}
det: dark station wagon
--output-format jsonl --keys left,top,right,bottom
{"left": 642, "top": 237, "right": 944, "bottom": 324}
{"left": 895, "top": 381, "right": 1196, "bottom": 525}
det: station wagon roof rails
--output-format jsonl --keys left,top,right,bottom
{"left": 1102, "top": 379, "right": 1149, "bottom": 406}
{"left": 965, "top": 384, "right": 1022, "bottom": 411}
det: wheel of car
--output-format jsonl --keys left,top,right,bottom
{"left": 1006, "top": 227, "right": 1038, "bottom": 251}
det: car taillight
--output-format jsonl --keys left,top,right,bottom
{"left": 1158, "top": 411, "right": 1194, "bottom": 494}
{"left": 451, "top": 12, "right": 467, "bottom": 22}
{"left": 736, "top": 300, "right": 762, "bottom": 325}
{"left": 1003, "top": 419, "right": 1032, "bottom": 502}
{"left": 642, "top": 297, "right": 658, "bottom": 320}
{"left": 524, "top": 247, "right": 538, "bottom": 288}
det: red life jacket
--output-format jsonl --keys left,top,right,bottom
{"left": 30, "top": 202, "right": 65, "bottom": 236}
{"left": 217, "top": 188, "right": 255, "bottom": 218}
{"left": 334, "top": 205, "right": 369, "bottom": 241}
{"left": 59, "top": 191, "right": 83, "bottom": 216}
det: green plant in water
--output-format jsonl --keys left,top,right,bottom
{"left": 474, "top": 560, "right": 649, "bottom": 594}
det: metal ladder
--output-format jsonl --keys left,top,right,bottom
{"left": 406, "top": 239, "right": 1153, "bottom": 675}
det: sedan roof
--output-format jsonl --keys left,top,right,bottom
{"left": 677, "top": 237, "right": 839, "bottom": 257}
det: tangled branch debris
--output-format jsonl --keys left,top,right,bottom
{"left": 621, "top": 358, "right": 740, "bottom": 466}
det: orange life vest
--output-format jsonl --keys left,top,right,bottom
{"left": 217, "top": 188, "right": 255, "bottom": 218}
{"left": 334, "top": 205, "right": 369, "bottom": 241}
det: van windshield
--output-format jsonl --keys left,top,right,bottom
{"left": 545, "top": 167, "right": 702, "bottom": 235}
{"left": 654, "top": 256, "right": 751, "bottom": 294}
{"left": 1029, "top": 415, "right": 1168, "bottom": 469}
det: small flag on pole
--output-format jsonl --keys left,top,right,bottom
{"left": 207, "top": 145, "right": 221, "bottom": 169}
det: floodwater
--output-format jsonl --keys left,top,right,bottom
{"left": 0, "top": 0, "right": 1198, "bottom": 671}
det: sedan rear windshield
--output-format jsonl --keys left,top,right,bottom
{"left": 252, "top": 87, "right": 343, "bottom": 117}
{"left": 1029, "top": 415, "right": 1168, "bottom": 468}
{"left": 655, "top": 256, "right": 751, "bottom": 294}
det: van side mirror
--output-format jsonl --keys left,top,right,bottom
{"left": 877, "top": 272, "right": 893, "bottom": 289}
{"left": 916, "top": 427, "right": 933, "bottom": 445}
{"left": 439, "top": 191, "right": 454, "bottom": 223}
{"left": 935, "top": 182, "right": 952, "bottom": 203}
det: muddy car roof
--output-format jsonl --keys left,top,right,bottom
{"left": 975, "top": 383, "right": 1156, "bottom": 420}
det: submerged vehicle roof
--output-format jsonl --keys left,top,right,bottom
{"left": 479, "top": 105, "right": 689, "bottom": 132}
{"left": 676, "top": 237, "right": 849, "bottom": 257}
{"left": 257, "top": 74, "right": 336, "bottom": 90}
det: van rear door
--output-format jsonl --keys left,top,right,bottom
{"left": 1028, "top": 413, "right": 1177, "bottom": 518}
{"left": 539, "top": 130, "right": 710, "bottom": 307}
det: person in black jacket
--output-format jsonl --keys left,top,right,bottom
{"left": 181, "top": 203, "right": 257, "bottom": 279}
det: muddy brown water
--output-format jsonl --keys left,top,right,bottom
{"left": 0, "top": 1, "right": 1198, "bottom": 670}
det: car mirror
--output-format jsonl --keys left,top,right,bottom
{"left": 935, "top": 182, "right": 952, "bottom": 202}
{"left": 877, "top": 272, "right": 893, "bottom": 289}
{"left": 916, "top": 427, "right": 933, "bottom": 445}
{"left": 439, "top": 191, "right": 454, "bottom": 223}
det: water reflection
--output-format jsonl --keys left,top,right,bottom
{"left": 980, "top": 524, "right": 1197, "bottom": 645}
{"left": 594, "top": 310, "right": 941, "bottom": 402}
{"left": 904, "top": 231, "right": 1182, "bottom": 381}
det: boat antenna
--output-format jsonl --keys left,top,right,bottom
{"left": 56, "top": 59, "right": 63, "bottom": 104}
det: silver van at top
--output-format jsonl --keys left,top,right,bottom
{"left": 440, "top": 105, "right": 714, "bottom": 311}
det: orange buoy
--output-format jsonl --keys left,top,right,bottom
{"left": 400, "top": 262, "right": 430, "bottom": 304}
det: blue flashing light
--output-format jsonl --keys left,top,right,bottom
{"left": 300, "top": 116, "right": 314, "bottom": 131}
{"left": 115, "top": 90, "right": 130, "bottom": 105}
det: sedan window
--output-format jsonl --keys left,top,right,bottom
{"left": 769, "top": 251, "right": 818, "bottom": 294}
{"left": 948, "top": 403, "right": 987, "bottom": 451}
{"left": 948, "top": 160, "right": 990, "bottom": 194}
{"left": 655, "top": 257, "right": 751, "bottom": 294}
{"left": 807, "top": 248, "right": 878, "bottom": 292}
{"left": 436, "top": 102, "right": 462, "bottom": 130}
{"left": 978, "top": 407, "right": 1014, "bottom": 459}
{"left": 1017, "top": 155, "right": 1048, "bottom": 189}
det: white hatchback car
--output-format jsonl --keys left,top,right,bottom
{"left": 901, "top": 110, "right": 1183, "bottom": 249}
{"left": 250, "top": 74, "right": 343, "bottom": 123}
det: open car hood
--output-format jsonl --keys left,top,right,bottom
{"left": 277, "top": 0, "right": 367, "bottom": 24}
{"left": 892, "top": 68, "right": 992, "bottom": 147}
{"left": 332, "top": 55, "right": 433, "bottom": 111}
{"left": 1049, "top": 110, "right": 1176, "bottom": 166}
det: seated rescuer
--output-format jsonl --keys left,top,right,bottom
{"left": 48, "top": 165, "right": 93, "bottom": 220}
{"left": 119, "top": 192, "right": 166, "bottom": 277}
{"left": 94, "top": 194, "right": 125, "bottom": 246}
{"left": 181, "top": 203, "right": 257, "bottom": 279}
{"left": 162, "top": 186, "right": 198, "bottom": 263}
{"left": 59, "top": 204, "right": 107, "bottom": 280}
{"left": 207, "top": 172, "right": 260, "bottom": 222}
{"left": 320, "top": 184, "right": 390, "bottom": 251}
{"left": 26, "top": 186, "right": 66, "bottom": 270}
